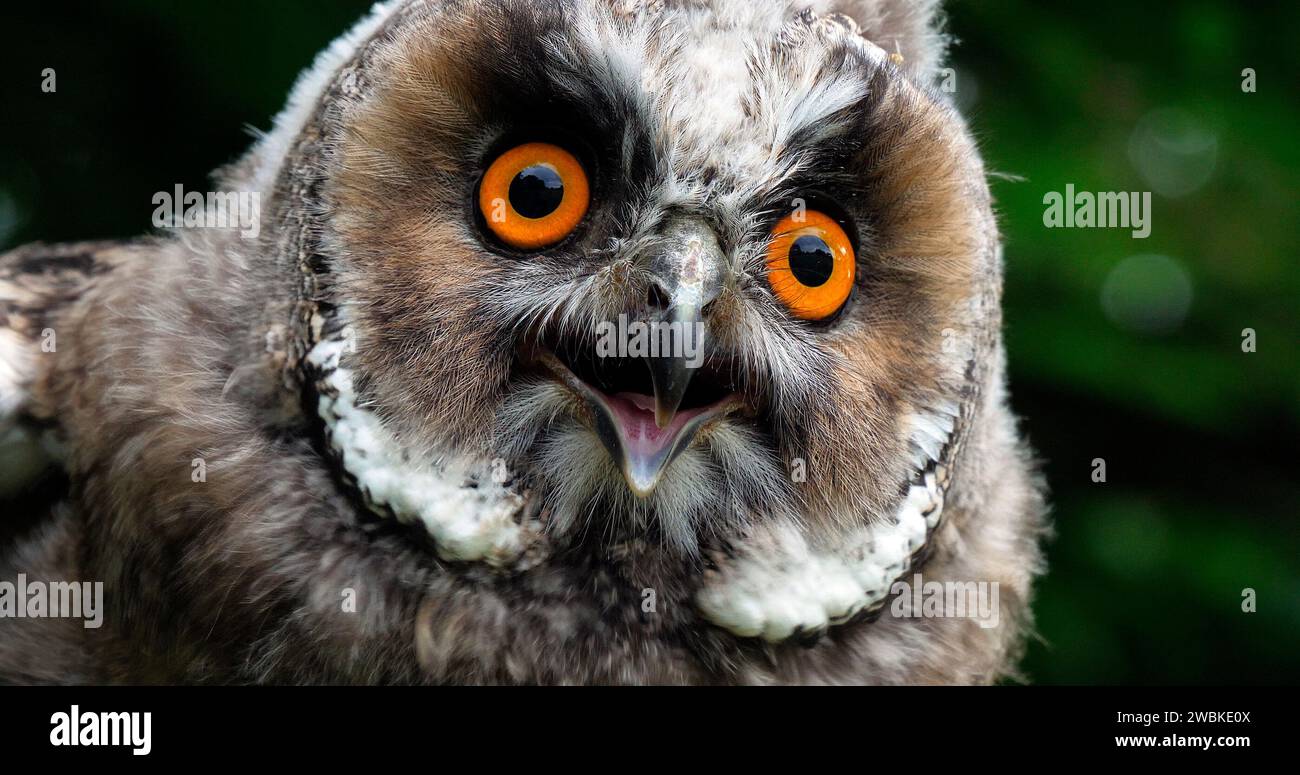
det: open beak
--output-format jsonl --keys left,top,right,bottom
{"left": 643, "top": 220, "right": 722, "bottom": 429}
{"left": 538, "top": 352, "right": 741, "bottom": 498}
{"left": 537, "top": 218, "right": 737, "bottom": 497}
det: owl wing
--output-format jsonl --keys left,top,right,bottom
{"left": 0, "top": 240, "right": 143, "bottom": 495}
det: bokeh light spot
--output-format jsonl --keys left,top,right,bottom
{"left": 1101, "top": 254, "right": 1193, "bottom": 335}
{"left": 1127, "top": 107, "right": 1218, "bottom": 198}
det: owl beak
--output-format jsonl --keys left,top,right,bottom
{"left": 592, "top": 393, "right": 729, "bottom": 498}
{"left": 643, "top": 303, "right": 705, "bottom": 429}
{"left": 527, "top": 219, "right": 735, "bottom": 498}
{"left": 643, "top": 218, "right": 726, "bottom": 429}
{"left": 532, "top": 349, "right": 741, "bottom": 498}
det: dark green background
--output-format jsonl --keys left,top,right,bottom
{"left": 1, "top": 1, "right": 1295, "bottom": 684}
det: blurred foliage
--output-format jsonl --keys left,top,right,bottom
{"left": 0, "top": 0, "right": 1295, "bottom": 684}
{"left": 947, "top": 0, "right": 1299, "bottom": 684}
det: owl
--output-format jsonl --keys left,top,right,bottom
{"left": 0, "top": 0, "right": 1046, "bottom": 684}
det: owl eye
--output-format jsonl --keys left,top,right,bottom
{"left": 478, "top": 142, "right": 590, "bottom": 250}
{"left": 765, "top": 210, "right": 856, "bottom": 320}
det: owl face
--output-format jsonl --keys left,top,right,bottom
{"left": 325, "top": 0, "right": 992, "bottom": 555}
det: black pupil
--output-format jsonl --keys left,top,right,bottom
{"left": 509, "top": 164, "right": 564, "bottom": 219}
{"left": 788, "top": 235, "right": 835, "bottom": 287}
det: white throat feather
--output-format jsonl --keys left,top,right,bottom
{"left": 306, "top": 313, "right": 966, "bottom": 643}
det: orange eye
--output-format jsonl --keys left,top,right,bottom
{"left": 765, "top": 210, "right": 855, "bottom": 320}
{"left": 478, "top": 142, "right": 589, "bottom": 250}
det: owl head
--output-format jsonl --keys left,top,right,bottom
{"left": 249, "top": 0, "right": 1018, "bottom": 647}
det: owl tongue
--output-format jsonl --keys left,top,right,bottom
{"left": 609, "top": 391, "right": 695, "bottom": 448}
{"left": 599, "top": 391, "right": 708, "bottom": 496}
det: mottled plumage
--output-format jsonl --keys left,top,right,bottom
{"left": 0, "top": 0, "right": 1046, "bottom": 684}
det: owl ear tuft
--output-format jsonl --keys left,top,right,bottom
{"left": 813, "top": 0, "right": 950, "bottom": 82}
